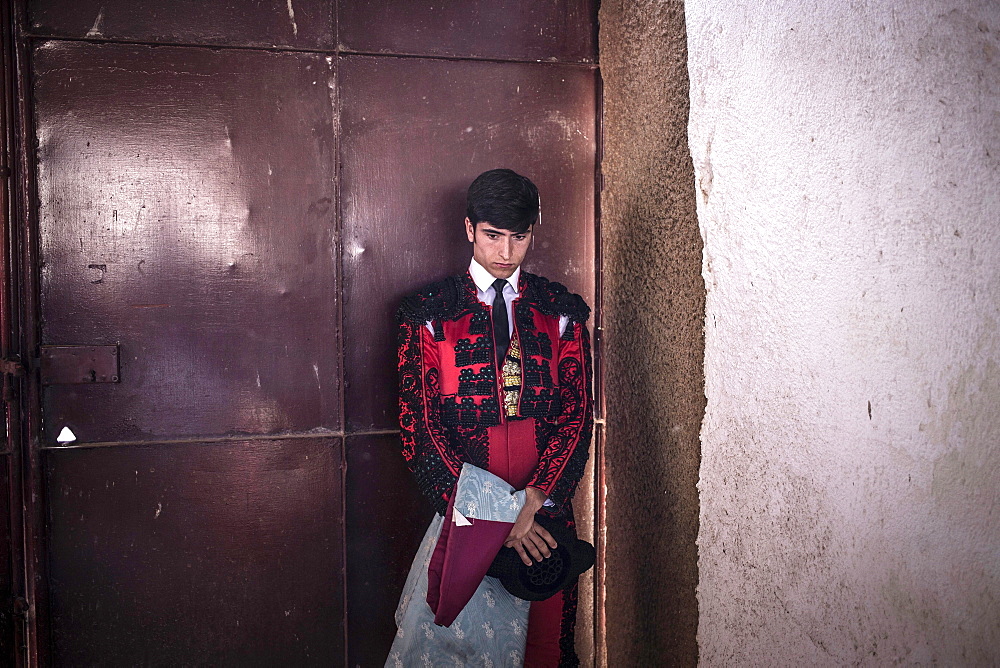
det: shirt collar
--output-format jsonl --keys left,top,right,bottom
{"left": 469, "top": 258, "right": 520, "bottom": 294}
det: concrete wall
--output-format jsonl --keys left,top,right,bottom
{"left": 687, "top": 1, "right": 1000, "bottom": 664}
{"left": 599, "top": 1, "right": 703, "bottom": 665}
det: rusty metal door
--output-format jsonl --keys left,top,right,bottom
{"left": 6, "top": 0, "right": 599, "bottom": 665}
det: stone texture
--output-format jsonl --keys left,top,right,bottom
{"left": 688, "top": 1, "right": 1000, "bottom": 664}
{"left": 598, "top": 1, "right": 703, "bottom": 665}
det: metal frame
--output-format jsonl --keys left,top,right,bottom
{"left": 4, "top": 0, "right": 46, "bottom": 664}
{"left": 0, "top": 1, "right": 25, "bottom": 664}
{"left": 592, "top": 66, "right": 607, "bottom": 668}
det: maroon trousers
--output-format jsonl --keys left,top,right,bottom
{"left": 486, "top": 418, "right": 577, "bottom": 668}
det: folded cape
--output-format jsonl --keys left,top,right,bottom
{"left": 426, "top": 463, "right": 526, "bottom": 627}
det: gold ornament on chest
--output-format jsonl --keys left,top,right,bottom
{"left": 502, "top": 335, "right": 522, "bottom": 417}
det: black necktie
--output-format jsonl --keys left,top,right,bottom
{"left": 491, "top": 278, "right": 510, "bottom": 365}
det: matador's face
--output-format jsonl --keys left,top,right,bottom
{"left": 465, "top": 218, "right": 533, "bottom": 280}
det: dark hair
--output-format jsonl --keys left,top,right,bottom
{"left": 466, "top": 169, "right": 539, "bottom": 234}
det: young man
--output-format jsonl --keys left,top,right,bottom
{"left": 388, "top": 169, "right": 593, "bottom": 667}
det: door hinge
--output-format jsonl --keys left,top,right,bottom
{"left": 0, "top": 357, "right": 24, "bottom": 403}
{"left": 0, "top": 357, "right": 24, "bottom": 377}
{"left": 12, "top": 596, "right": 29, "bottom": 620}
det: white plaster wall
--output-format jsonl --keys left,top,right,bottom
{"left": 687, "top": 1, "right": 1000, "bottom": 664}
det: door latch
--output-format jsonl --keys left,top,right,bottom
{"left": 39, "top": 345, "right": 120, "bottom": 385}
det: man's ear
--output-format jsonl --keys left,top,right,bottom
{"left": 465, "top": 217, "right": 476, "bottom": 243}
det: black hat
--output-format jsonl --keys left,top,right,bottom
{"left": 487, "top": 514, "right": 596, "bottom": 601}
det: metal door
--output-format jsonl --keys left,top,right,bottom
{"left": 6, "top": 0, "right": 599, "bottom": 664}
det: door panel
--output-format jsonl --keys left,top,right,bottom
{"left": 339, "top": 0, "right": 596, "bottom": 63}
{"left": 45, "top": 437, "right": 343, "bottom": 666}
{"left": 339, "top": 54, "right": 597, "bottom": 431}
{"left": 27, "top": 0, "right": 335, "bottom": 50}
{"left": 33, "top": 41, "right": 341, "bottom": 444}
{"left": 345, "top": 432, "right": 431, "bottom": 667}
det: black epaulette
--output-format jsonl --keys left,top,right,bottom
{"left": 521, "top": 271, "right": 591, "bottom": 324}
{"left": 396, "top": 275, "right": 468, "bottom": 326}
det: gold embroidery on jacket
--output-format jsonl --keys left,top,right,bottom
{"left": 502, "top": 335, "right": 522, "bottom": 416}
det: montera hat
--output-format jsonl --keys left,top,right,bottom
{"left": 487, "top": 513, "right": 595, "bottom": 601}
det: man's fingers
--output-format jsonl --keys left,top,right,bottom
{"left": 533, "top": 523, "right": 558, "bottom": 550}
{"left": 505, "top": 520, "right": 560, "bottom": 566}
{"left": 510, "top": 535, "right": 546, "bottom": 564}
{"left": 524, "top": 536, "right": 546, "bottom": 562}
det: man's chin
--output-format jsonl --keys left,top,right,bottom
{"left": 489, "top": 264, "right": 517, "bottom": 279}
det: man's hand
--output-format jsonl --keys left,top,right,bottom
{"left": 504, "top": 487, "right": 557, "bottom": 566}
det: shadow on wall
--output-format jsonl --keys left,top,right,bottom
{"left": 599, "top": 0, "right": 705, "bottom": 665}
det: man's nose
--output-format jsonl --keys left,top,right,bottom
{"left": 499, "top": 237, "right": 511, "bottom": 259}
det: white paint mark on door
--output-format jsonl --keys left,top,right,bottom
{"left": 56, "top": 426, "right": 77, "bottom": 444}
{"left": 86, "top": 7, "right": 105, "bottom": 38}
{"left": 286, "top": 0, "right": 299, "bottom": 36}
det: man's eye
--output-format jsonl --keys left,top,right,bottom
{"left": 513, "top": 236, "right": 526, "bottom": 241}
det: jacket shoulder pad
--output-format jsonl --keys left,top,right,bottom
{"left": 397, "top": 275, "right": 467, "bottom": 324}
{"left": 522, "top": 271, "right": 591, "bottom": 324}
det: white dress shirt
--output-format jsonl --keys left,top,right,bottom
{"left": 468, "top": 258, "right": 520, "bottom": 337}
{"left": 426, "top": 259, "right": 569, "bottom": 336}
{"left": 468, "top": 258, "right": 569, "bottom": 336}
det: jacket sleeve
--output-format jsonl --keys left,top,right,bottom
{"left": 397, "top": 316, "right": 463, "bottom": 516}
{"left": 527, "top": 320, "right": 594, "bottom": 513}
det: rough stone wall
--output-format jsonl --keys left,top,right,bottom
{"left": 598, "top": 1, "right": 703, "bottom": 665}
{"left": 688, "top": 1, "right": 1000, "bottom": 664}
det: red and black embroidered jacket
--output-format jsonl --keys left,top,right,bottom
{"left": 397, "top": 271, "right": 593, "bottom": 518}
